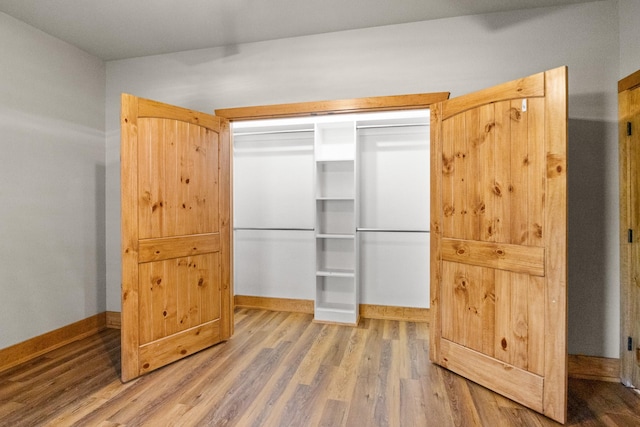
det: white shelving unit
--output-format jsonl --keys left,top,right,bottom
{"left": 314, "top": 122, "right": 358, "bottom": 324}
{"left": 232, "top": 109, "right": 430, "bottom": 326}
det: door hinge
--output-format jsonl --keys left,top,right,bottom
{"left": 628, "top": 229, "right": 633, "bottom": 243}
{"left": 628, "top": 336, "right": 633, "bottom": 351}
{"left": 628, "top": 122, "right": 633, "bottom": 136}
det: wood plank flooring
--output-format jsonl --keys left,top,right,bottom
{"left": 1, "top": 308, "right": 639, "bottom": 426}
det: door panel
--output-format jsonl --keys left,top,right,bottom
{"left": 431, "top": 67, "right": 567, "bottom": 423}
{"left": 121, "top": 94, "right": 232, "bottom": 382}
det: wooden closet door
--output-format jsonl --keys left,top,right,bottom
{"left": 121, "top": 94, "right": 232, "bottom": 382}
{"left": 430, "top": 67, "right": 568, "bottom": 423}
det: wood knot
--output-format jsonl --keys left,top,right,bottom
{"left": 534, "top": 223, "right": 543, "bottom": 238}
{"left": 443, "top": 204, "right": 455, "bottom": 217}
{"left": 180, "top": 349, "right": 187, "bottom": 355}
{"left": 456, "top": 277, "right": 468, "bottom": 291}
{"left": 442, "top": 155, "right": 454, "bottom": 174}
{"left": 547, "top": 154, "right": 565, "bottom": 178}
{"left": 484, "top": 122, "right": 495, "bottom": 133}
{"left": 501, "top": 338, "right": 508, "bottom": 350}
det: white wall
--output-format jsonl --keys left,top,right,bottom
{"left": 619, "top": 0, "right": 640, "bottom": 78}
{"left": 106, "top": 1, "right": 625, "bottom": 357}
{"left": 0, "top": 13, "right": 106, "bottom": 348}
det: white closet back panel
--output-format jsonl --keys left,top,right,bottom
{"left": 234, "top": 229, "right": 315, "bottom": 299}
{"left": 359, "top": 232, "right": 430, "bottom": 308}
{"left": 358, "top": 124, "right": 429, "bottom": 231}
{"left": 233, "top": 131, "right": 314, "bottom": 229}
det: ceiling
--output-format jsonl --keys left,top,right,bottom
{"left": 0, "top": 0, "right": 600, "bottom": 61}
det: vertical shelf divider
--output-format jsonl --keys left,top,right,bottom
{"left": 314, "top": 121, "right": 359, "bottom": 325}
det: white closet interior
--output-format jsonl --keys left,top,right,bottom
{"left": 232, "top": 109, "right": 430, "bottom": 323}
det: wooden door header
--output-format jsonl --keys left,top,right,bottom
{"left": 619, "top": 69, "right": 640, "bottom": 93}
{"left": 214, "top": 92, "right": 450, "bottom": 121}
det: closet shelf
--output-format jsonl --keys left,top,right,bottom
{"left": 316, "top": 196, "right": 355, "bottom": 201}
{"left": 315, "top": 303, "right": 357, "bottom": 313}
{"left": 315, "top": 158, "right": 354, "bottom": 163}
{"left": 316, "top": 269, "right": 355, "bottom": 278}
{"left": 316, "top": 233, "right": 355, "bottom": 239}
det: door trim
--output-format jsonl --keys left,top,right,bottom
{"left": 619, "top": 68, "right": 640, "bottom": 387}
{"left": 215, "top": 92, "right": 450, "bottom": 121}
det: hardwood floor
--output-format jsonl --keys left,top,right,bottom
{"left": 1, "top": 308, "right": 639, "bottom": 426}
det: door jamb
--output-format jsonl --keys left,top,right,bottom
{"left": 619, "top": 69, "right": 640, "bottom": 386}
{"left": 214, "top": 93, "right": 450, "bottom": 121}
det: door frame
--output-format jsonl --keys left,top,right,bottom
{"left": 215, "top": 92, "right": 449, "bottom": 315}
{"left": 619, "top": 69, "right": 640, "bottom": 387}
{"left": 214, "top": 93, "right": 450, "bottom": 121}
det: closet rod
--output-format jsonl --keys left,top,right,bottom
{"left": 234, "top": 129, "right": 314, "bottom": 137}
{"left": 356, "top": 228, "right": 430, "bottom": 233}
{"left": 234, "top": 227, "right": 314, "bottom": 231}
{"left": 356, "top": 123, "right": 428, "bottom": 130}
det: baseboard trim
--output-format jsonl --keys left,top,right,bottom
{"left": 568, "top": 354, "right": 620, "bottom": 382}
{"left": 0, "top": 312, "right": 107, "bottom": 374}
{"left": 233, "top": 295, "right": 430, "bottom": 322}
{"left": 106, "top": 311, "right": 122, "bottom": 329}
{"left": 234, "top": 295, "right": 314, "bottom": 314}
{"left": 360, "top": 304, "right": 430, "bottom": 322}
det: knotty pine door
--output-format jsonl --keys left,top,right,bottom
{"left": 430, "top": 67, "right": 568, "bottom": 423}
{"left": 120, "top": 94, "right": 232, "bottom": 382}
